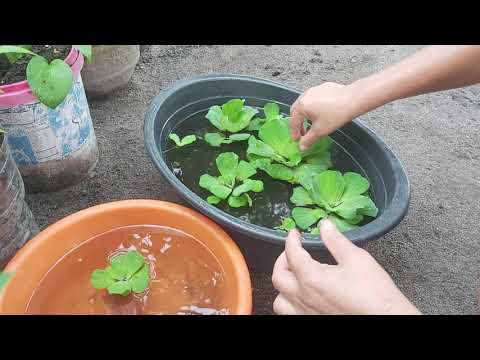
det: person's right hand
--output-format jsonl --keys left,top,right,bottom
{"left": 290, "top": 82, "right": 359, "bottom": 151}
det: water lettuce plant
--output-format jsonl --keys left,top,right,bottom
{"left": 199, "top": 152, "right": 264, "bottom": 208}
{"left": 289, "top": 170, "right": 378, "bottom": 232}
{"left": 91, "top": 250, "right": 150, "bottom": 296}
{"left": 169, "top": 133, "right": 197, "bottom": 147}
{"left": 206, "top": 99, "right": 258, "bottom": 133}
{"left": 0, "top": 45, "right": 92, "bottom": 108}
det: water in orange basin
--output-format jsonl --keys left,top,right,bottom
{"left": 26, "top": 225, "right": 229, "bottom": 315}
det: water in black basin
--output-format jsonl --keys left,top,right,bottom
{"left": 164, "top": 109, "right": 372, "bottom": 230}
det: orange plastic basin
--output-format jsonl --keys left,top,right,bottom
{"left": 0, "top": 200, "right": 252, "bottom": 315}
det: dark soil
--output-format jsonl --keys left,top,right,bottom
{"left": 0, "top": 45, "right": 71, "bottom": 85}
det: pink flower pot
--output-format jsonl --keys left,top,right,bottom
{"left": 0, "top": 47, "right": 99, "bottom": 193}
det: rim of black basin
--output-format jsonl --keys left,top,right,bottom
{"left": 144, "top": 74, "right": 410, "bottom": 250}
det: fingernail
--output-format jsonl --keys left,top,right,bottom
{"left": 321, "top": 219, "right": 335, "bottom": 231}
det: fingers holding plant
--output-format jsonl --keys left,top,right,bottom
{"left": 272, "top": 219, "right": 421, "bottom": 315}
{"left": 290, "top": 82, "right": 360, "bottom": 151}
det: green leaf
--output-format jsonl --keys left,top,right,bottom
{"left": 247, "top": 118, "right": 265, "bottom": 131}
{"left": 264, "top": 102, "right": 280, "bottom": 120}
{"left": 91, "top": 269, "right": 116, "bottom": 289}
{"left": 0, "top": 272, "right": 13, "bottom": 292}
{"left": 73, "top": 45, "right": 92, "bottom": 63}
{"left": 247, "top": 136, "right": 276, "bottom": 158}
{"left": 356, "top": 196, "right": 378, "bottom": 217}
{"left": 107, "top": 280, "right": 132, "bottom": 296}
{"left": 228, "top": 194, "right": 250, "bottom": 208}
{"left": 236, "top": 160, "right": 257, "bottom": 182}
{"left": 248, "top": 156, "right": 271, "bottom": 171}
{"left": 232, "top": 179, "right": 264, "bottom": 197}
{"left": 27, "top": 57, "right": 73, "bottom": 108}
{"left": 327, "top": 214, "right": 359, "bottom": 233}
{"left": 334, "top": 195, "right": 369, "bottom": 220}
{"left": 199, "top": 174, "right": 232, "bottom": 199}
{"left": 301, "top": 137, "right": 333, "bottom": 158}
{"left": 311, "top": 170, "right": 345, "bottom": 208}
{"left": 222, "top": 99, "right": 244, "bottom": 122}
{"left": 264, "top": 163, "right": 294, "bottom": 181}
{"left": 303, "top": 151, "right": 332, "bottom": 170}
{"left": 228, "top": 133, "right": 251, "bottom": 141}
{"left": 216, "top": 152, "right": 239, "bottom": 184}
{"left": 123, "top": 251, "right": 145, "bottom": 276}
{"left": 207, "top": 195, "right": 222, "bottom": 205}
{"left": 204, "top": 132, "right": 226, "bottom": 147}
{"left": 258, "top": 118, "right": 301, "bottom": 166}
{"left": 180, "top": 135, "right": 196, "bottom": 146}
{"left": 0, "top": 45, "right": 37, "bottom": 58}
{"left": 310, "top": 227, "right": 320, "bottom": 235}
{"left": 291, "top": 163, "right": 328, "bottom": 184}
{"left": 276, "top": 217, "right": 296, "bottom": 231}
{"left": 219, "top": 99, "right": 258, "bottom": 133}
{"left": 169, "top": 133, "right": 196, "bottom": 147}
{"left": 342, "top": 172, "right": 370, "bottom": 198}
{"left": 3, "top": 45, "right": 33, "bottom": 64}
{"left": 169, "top": 133, "right": 182, "bottom": 146}
{"left": 131, "top": 264, "right": 150, "bottom": 293}
{"left": 291, "top": 207, "right": 327, "bottom": 230}
{"left": 206, "top": 105, "right": 224, "bottom": 131}
{"left": 245, "top": 193, "right": 253, "bottom": 207}
{"left": 109, "top": 250, "right": 144, "bottom": 280}
{"left": 290, "top": 187, "right": 315, "bottom": 206}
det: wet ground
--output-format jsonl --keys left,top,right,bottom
{"left": 27, "top": 45, "right": 480, "bottom": 314}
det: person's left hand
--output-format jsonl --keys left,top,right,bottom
{"left": 271, "top": 219, "right": 421, "bottom": 315}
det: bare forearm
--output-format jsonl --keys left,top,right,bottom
{"left": 348, "top": 45, "right": 480, "bottom": 117}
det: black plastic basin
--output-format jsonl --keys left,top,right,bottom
{"left": 144, "top": 74, "right": 410, "bottom": 268}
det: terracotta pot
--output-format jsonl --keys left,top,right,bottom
{"left": 0, "top": 200, "right": 252, "bottom": 315}
{"left": 81, "top": 45, "right": 140, "bottom": 99}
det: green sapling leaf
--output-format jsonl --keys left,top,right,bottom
{"left": 26, "top": 56, "right": 74, "bottom": 109}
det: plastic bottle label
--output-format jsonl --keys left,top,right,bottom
{"left": 0, "top": 76, "right": 94, "bottom": 166}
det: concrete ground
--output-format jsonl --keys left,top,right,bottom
{"left": 27, "top": 45, "right": 480, "bottom": 314}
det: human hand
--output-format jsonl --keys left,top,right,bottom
{"left": 271, "top": 220, "right": 421, "bottom": 315}
{"left": 290, "top": 82, "right": 359, "bottom": 151}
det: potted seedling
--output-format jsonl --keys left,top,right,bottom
{"left": 0, "top": 45, "right": 99, "bottom": 193}
{"left": 0, "top": 127, "right": 38, "bottom": 267}
{"left": 81, "top": 45, "right": 140, "bottom": 99}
